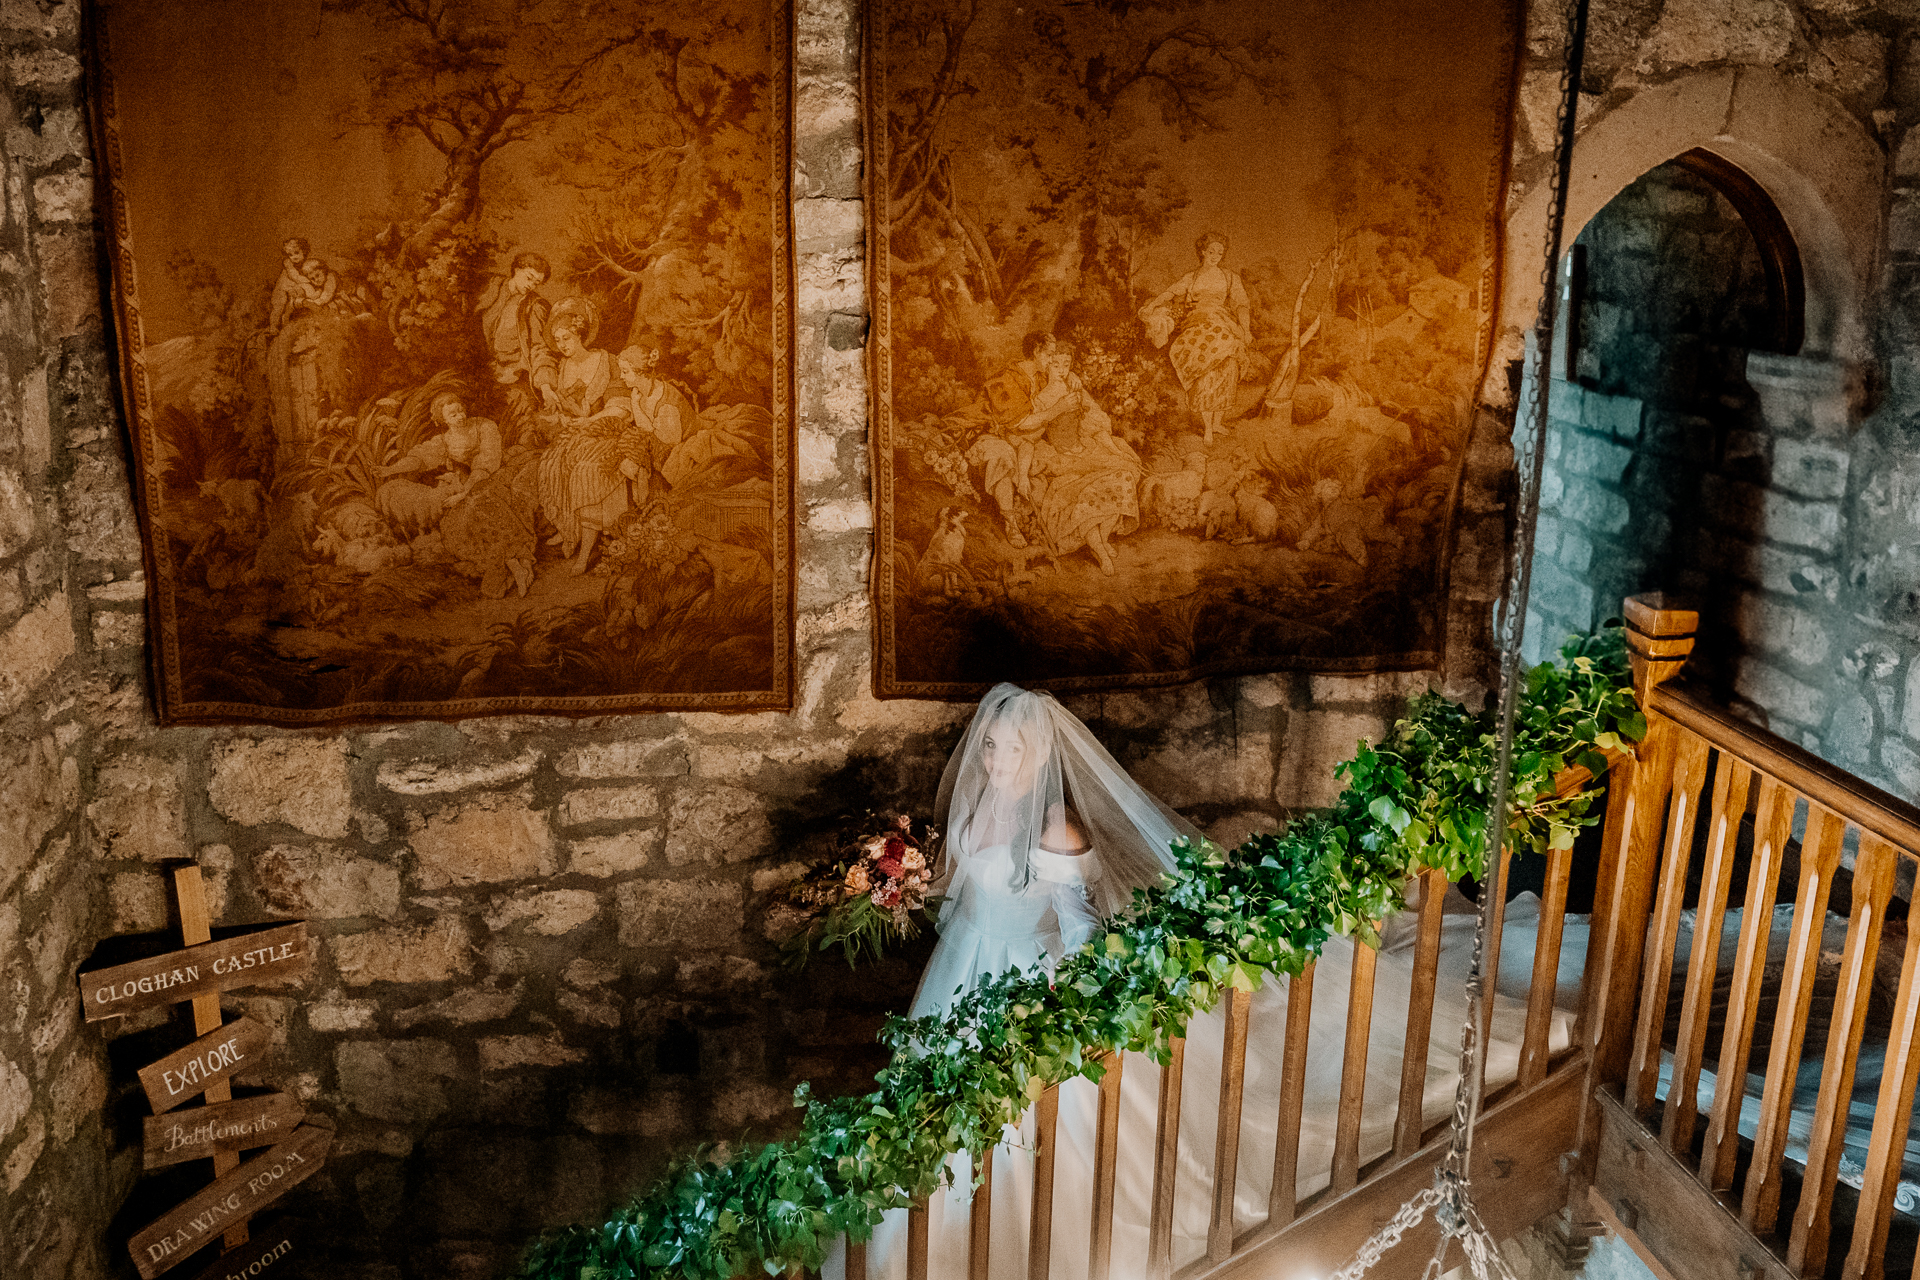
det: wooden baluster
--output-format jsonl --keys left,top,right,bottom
{"left": 1479, "top": 844, "right": 1513, "bottom": 1051}
{"left": 1208, "top": 988, "right": 1253, "bottom": 1263}
{"left": 1146, "top": 1037, "right": 1184, "bottom": 1280}
{"left": 1700, "top": 776, "right": 1793, "bottom": 1192}
{"left": 1029, "top": 1084, "right": 1059, "bottom": 1280}
{"left": 908, "top": 1197, "right": 930, "bottom": 1280}
{"left": 1590, "top": 714, "right": 1681, "bottom": 1087}
{"left": 1790, "top": 834, "right": 1898, "bottom": 1277}
{"left": 1269, "top": 961, "right": 1315, "bottom": 1229}
{"left": 1662, "top": 754, "right": 1751, "bottom": 1156}
{"left": 171, "top": 863, "right": 248, "bottom": 1250}
{"left": 1843, "top": 857, "right": 1920, "bottom": 1280}
{"left": 1088, "top": 1053, "right": 1123, "bottom": 1280}
{"left": 1520, "top": 835, "right": 1574, "bottom": 1088}
{"left": 1396, "top": 869, "right": 1448, "bottom": 1155}
{"left": 846, "top": 1238, "right": 868, "bottom": 1280}
{"left": 1331, "top": 934, "right": 1379, "bottom": 1194}
{"left": 1587, "top": 594, "right": 1698, "bottom": 1088}
{"left": 969, "top": 1139, "right": 995, "bottom": 1280}
{"left": 1625, "top": 729, "right": 1712, "bottom": 1113}
{"left": 1575, "top": 752, "right": 1637, "bottom": 1053}
{"left": 1742, "top": 805, "right": 1845, "bottom": 1234}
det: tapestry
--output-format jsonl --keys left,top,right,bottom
{"left": 92, "top": 0, "right": 794, "bottom": 724}
{"left": 869, "top": 0, "right": 1521, "bottom": 696}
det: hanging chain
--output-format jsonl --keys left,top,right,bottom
{"left": 1327, "top": 0, "right": 1591, "bottom": 1274}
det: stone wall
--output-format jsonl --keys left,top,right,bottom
{"left": 0, "top": 1, "right": 1513, "bottom": 1276}
{"left": 1512, "top": 1, "right": 1920, "bottom": 810}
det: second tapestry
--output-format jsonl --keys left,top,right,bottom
{"left": 870, "top": 0, "right": 1521, "bottom": 696}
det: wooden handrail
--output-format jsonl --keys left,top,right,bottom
{"left": 1650, "top": 677, "right": 1920, "bottom": 853}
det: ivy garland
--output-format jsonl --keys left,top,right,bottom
{"left": 518, "top": 629, "right": 1644, "bottom": 1280}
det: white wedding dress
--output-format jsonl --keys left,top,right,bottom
{"left": 821, "top": 685, "right": 1583, "bottom": 1280}
{"left": 823, "top": 878, "right": 1584, "bottom": 1280}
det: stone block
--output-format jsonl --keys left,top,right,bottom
{"left": 615, "top": 878, "right": 743, "bottom": 949}
{"left": 410, "top": 791, "right": 555, "bottom": 887}
{"left": 1558, "top": 484, "right": 1631, "bottom": 536}
{"left": 1734, "top": 593, "right": 1833, "bottom": 669}
{"left": 1586, "top": 390, "right": 1643, "bottom": 440}
{"left": 105, "top": 873, "right": 169, "bottom": 934}
{"left": 479, "top": 1035, "right": 584, "bottom": 1070}
{"left": 0, "top": 1056, "right": 28, "bottom": 1142}
{"left": 1562, "top": 431, "right": 1633, "bottom": 483}
{"left": 62, "top": 451, "right": 138, "bottom": 558}
{"left": 1129, "top": 731, "right": 1277, "bottom": 809}
{"left": 1771, "top": 438, "right": 1851, "bottom": 501}
{"left": 664, "top": 785, "right": 773, "bottom": 866}
{"left": 4, "top": 1110, "right": 44, "bottom": 1193}
{"left": 569, "top": 1088, "right": 651, "bottom": 1135}
{"left": 1885, "top": 738, "right": 1920, "bottom": 800}
{"left": 555, "top": 738, "right": 690, "bottom": 780}
{"left": 307, "top": 1000, "right": 377, "bottom": 1032}
{"left": 253, "top": 843, "right": 401, "bottom": 920}
{"left": 376, "top": 748, "right": 541, "bottom": 796}
{"left": 560, "top": 785, "right": 661, "bottom": 828}
{"left": 31, "top": 168, "right": 90, "bottom": 223}
{"left": 806, "top": 497, "right": 871, "bottom": 532}
{"left": 1759, "top": 490, "right": 1842, "bottom": 552}
{"left": 85, "top": 754, "right": 188, "bottom": 861}
{"left": 484, "top": 889, "right": 599, "bottom": 936}
{"left": 1558, "top": 526, "right": 1594, "bottom": 573}
{"left": 0, "top": 593, "right": 72, "bottom": 716}
{"left": 392, "top": 981, "right": 523, "bottom": 1029}
{"left": 1275, "top": 711, "right": 1389, "bottom": 809}
{"left": 336, "top": 1039, "right": 458, "bottom": 1123}
{"left": 793, "top": 196, "right": 862, "bottom": 252}
{"left": 90, "top": 610, "right": 144, "bottom": 649}
{"left": 558, "top": 990, "right": 622, "bottom": 1027}
{"left": 1735, "top": 658, "right": 1828, "bottom": 730}
{"left": 714, "top": 1081, "right": 796, "bottom": 1129}
{"left": 331, "top": 916, "right": 475, "bottom": 986}
{"left": 1529, "top": 561, "right": 1594, "bottom": 630}
{"left": 1905, "top": 661, "right": 1920, "bottom": 742}
{"left": 569, "top": 830, "right": 659, "bottom": 877}
{"left": 208, "top": 737, "right": 353, "bottom": 838}
{"left": 563, "top": 958, "right": 619, "bottom": 988}
{"left": 1828, "top": 693, "right": 1876, "bottom": 769}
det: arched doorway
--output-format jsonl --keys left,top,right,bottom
{"left": 1522, "top": 151, "right": 1802, "bottom": 716}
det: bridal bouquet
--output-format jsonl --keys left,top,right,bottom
{"left": 779, "top": 812, "right": 942, "bottom": 969}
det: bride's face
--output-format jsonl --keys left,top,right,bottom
{"left": 981, "top": 723, "right": 1032, "bottom": 795}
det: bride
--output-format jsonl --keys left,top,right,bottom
{"left": 827, "top": 685, "right": 1582, "bottom": 1280}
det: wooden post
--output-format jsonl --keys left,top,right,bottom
{"left": 1590, "top": 595, "right": 1697, "bottom": 1088}
{"left": 173, "top": 864, "right": 249, "bottom": 1251}
{"left": 1207, "top": 988, "right": 1252, "bottom": 1263}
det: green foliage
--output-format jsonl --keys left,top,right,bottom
{"left": 514, "top": 628, "right": 1642, "bottom": 1280}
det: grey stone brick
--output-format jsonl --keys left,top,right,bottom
{"left": 1771, "top": 438, "right": 1851, "bottom": 501}
{"left": 1562, "top": 431, "right": 1634, "bottom": 483}
{"left": 1733, "top": 593, "right": 1833, "bottom": 669}
{"left": 1735, "top": 658, "right": 1829, "bottom": 730}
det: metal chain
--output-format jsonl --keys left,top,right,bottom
{"left": 1326, "top": 0, "right": 1592, "bottom": 1273}
{"left": 1326, "top": 1187, "right": 1441, "bottom": 1280}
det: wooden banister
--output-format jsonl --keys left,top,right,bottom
{"left": 1030, "top": 1084, "right": 1059, "bottom": 1280}
{"left": 1651, "top": 678, "right": 1920, "bottom": 854}
{"left": 1268, "top": 962, "right": 1315, "bottom": 1230}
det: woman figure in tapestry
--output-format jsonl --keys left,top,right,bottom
{"left": 1139, "top": 231, "right": 1253, "bottom": 444}
{"left": 379, "top": 387, "right": 539, "bottom": 599}
{"left": 536, "top": 299, "right": 621, "bottom": 570}
{"left": 1029, "top": 341, "right": 1142, "bottom": 575}
{"left": 541, "top": 343, "right": 691, "bottom": 575}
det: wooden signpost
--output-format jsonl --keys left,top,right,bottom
{"left": 78, "top": 864, "right": 325, "bottom": 1279}
{"left": 144, "top": 1094, "right": 305, "bottom": 1171}
{"left": 182, "top": 1219, "right": 303, "bottom": 1280}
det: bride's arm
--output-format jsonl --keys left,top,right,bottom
{"left": 1037, "top": 808, "right": 1101, "bottom": 956}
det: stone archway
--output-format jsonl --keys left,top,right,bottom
{"left": 1500, "top": 67, "right": 1883, "bottom": 365}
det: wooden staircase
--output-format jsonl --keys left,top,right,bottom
{"left": 835, "top": 596, "right": 1920, "bottom": 1280}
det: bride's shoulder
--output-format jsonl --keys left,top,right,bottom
{"left": 1039, "top": 802, "right": 1089, "bottom": 856}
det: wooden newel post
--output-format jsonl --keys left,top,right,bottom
{"left": 1574, "top": 595, "right": 1700, "bottom": 1178}
{"left": 1622, "top": 592, "right": 1698, "bottom": 705}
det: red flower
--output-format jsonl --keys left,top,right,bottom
{"left": 876, "top": 856, "right": 904, "bottom": 879}
{"left": 883, "top": 834, "right": 907, "bottom": 861}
